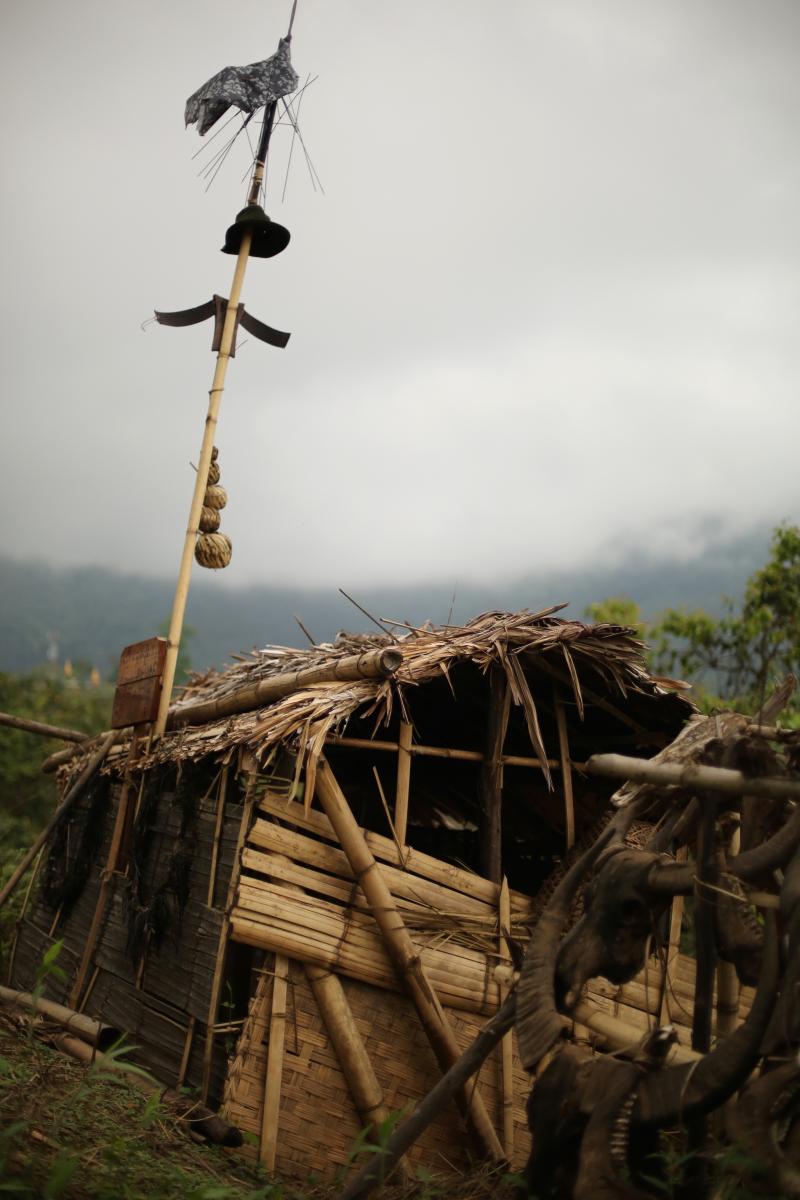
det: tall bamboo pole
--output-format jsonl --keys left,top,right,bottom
{"left": 154, "top": 104, "right": 278, "bottom": 738}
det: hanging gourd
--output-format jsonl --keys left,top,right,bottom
{"left": 195, "top": 446, "right": 232, "bottom": 569}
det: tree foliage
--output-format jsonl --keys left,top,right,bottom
{"left": 589, "top": 525, "right": 800, "bottom": 718}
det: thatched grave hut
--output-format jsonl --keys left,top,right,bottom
{"left": 7, "top": 607, "right": 700, "bottom": 1180}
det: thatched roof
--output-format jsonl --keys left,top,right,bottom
{"left": 129, "top": 606, "right": 693, "bottom": 777}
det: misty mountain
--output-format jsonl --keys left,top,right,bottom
{"left": 0, "top": 525, "right": 773, "bottom": 679}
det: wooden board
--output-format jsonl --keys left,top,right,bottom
{"left": 111, "top": 637, "right": 167, "bottom": 728}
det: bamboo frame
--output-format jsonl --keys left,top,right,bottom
{"left": 716, "top": 826, "right": 741, "bottom": 1037}
{"left": 394, "top": 721, "right": 412, "bottom": 847}
{"left": 498, "top": 878, "right": 514, "bottom": 1159}
{"left": 0, "top": 710, "right": 88, "bottom": 742}
{"left": 554, "top": 692, "right": 575, "bottom": 851}
{"left": 201, "top": 771, "right": 256, "bottom": 1101}
{"left": 659, "top": 846, "right": 688, "bottom": 1026}
{"left": 480, "top": 667, "right": 510, "bottom": 883}
{"left": 260, "top": 953, "right": 289, "bottom": 1170}
{"left": 313, "top": 759, "right": 504, "bottom": 1163}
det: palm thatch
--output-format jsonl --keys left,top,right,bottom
{"left": 108, "top": 606, "right": 692, "bottom": 781}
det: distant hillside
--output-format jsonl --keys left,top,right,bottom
{"left": 0, "top": 526, "right": 772, "bottom": 678}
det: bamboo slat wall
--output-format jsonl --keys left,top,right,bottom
{"left": 225, "top": 787, "right": 753, "bottom": 1180}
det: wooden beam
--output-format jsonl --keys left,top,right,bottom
{"left": 260, "top": 953, "right": 289, "bottom": 1170}
{"left": 480, "top": 667, "right": 510, "bottom": 883}
{"left": 394, "top": 721, "right": 412, "bottom": 847}
{"left": 525, "top": 655, "right": 651, "bottom": 737}
{"left": 328, "top": 734, "right": 564, "bottom": 770}
{"left": 207, "top": 768, "right": 228, "bottom": 908}
{"left": 314, "top": 760, "right": 505, "bottom": 1163}
{"left": 554, "top": 691, "right": 575, "bottom": 851}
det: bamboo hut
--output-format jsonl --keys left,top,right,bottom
{"left": 6, "top": 607, "right": 702, "bottom": 1181}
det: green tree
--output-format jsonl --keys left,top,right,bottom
{"left": 585, "top": 596, "right": 646, "bottom": 638}
{"left": 650, "top": 524, "right": 800, "bottom": 716}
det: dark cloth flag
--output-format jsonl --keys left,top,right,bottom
{"left": 185, "top": 37, "right": 298, "bottom": 136}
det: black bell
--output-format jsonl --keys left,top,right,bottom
{"left": 222, "top": 205, "right": 290, "bottom": 259}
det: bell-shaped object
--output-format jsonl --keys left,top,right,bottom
{"left": 222, "top": 205, "right": 290, "bottom": 258}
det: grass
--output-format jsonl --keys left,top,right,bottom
{"left": 0, "top": 1014, "right": 522, "bottom": 1200}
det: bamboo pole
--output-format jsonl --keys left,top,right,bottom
{"left": 498, "top": 878, "right": 514, "bottom": 1159}
{"left": 5, "top": 847, "right": 43, "bottom": 984}
{"left": 480, "top": 667, "right": 510, "bottom": 883}
{"left": 659, "top": 848, "right": 687, "bottom": 1026}
{"left": 554, "top": 692, "right": 575, "bottom": 851}
{"left": 0, "top": 729, "right": 119, "bottom": 911}
{"left": 586, "top": 753, "right": 800, "bottom": 800}
{"left": 177, "top": 1016, "right": 196, "bottom": 1090}
{"left": 169, "top": 648, "right": 402, "bottom": 730}
{"left": 313, "top": 760, "right": 505, "bottom": 1163}
{"left": 0, "top": 986, "right": 119, "bottom": 1049}
{"left": 329, "top": 734, "right": 562, "bottom": 769}
{"left": 154, "top": 232, "right": 254, "bottom": 738}
{"left": 0, "top": 711, "right": 88, "bottom": 742}
{"left": 394, "top": 721, "right": 412, "bottom": 847}
{"left": 260, "top": 953, "right": 289, "bottom": 1170}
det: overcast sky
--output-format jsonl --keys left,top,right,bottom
{"left": 2, "top": 0, "right": 799, "bottom": 587}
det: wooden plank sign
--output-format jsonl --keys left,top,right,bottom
{"left": 111, "top": 637, "right": 167, "bottom": 728}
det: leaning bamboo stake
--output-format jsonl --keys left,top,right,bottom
{"left": 716, "top": 826, "right": 741, "bottom": 1037}
{"left": 0, "top": 729, "right": 119, "bottom": 911}
{"left": 314, "top": 760, "right": 505, "bottom": 1164}
{"left": 260, "top": 953, "right": 289, "bottom": 1170}
{"left": 394, "top": 721, "right": 413, "bottom": 847}
{"left": 480, "top": 667, "right": 510, "bottom": 883}
{"left": 554, "top": 692, "right": 575, "bottom": 851}
{"left": 587, "top": 753, "right": 800, "bottom": 800}
{"left": 5, "top": 847, "right": 44, "bottom": 984}
{"left": 498, "top": 877, "right": 514, "bottom": 1159}
{"left": 0, "top": 711, "right": 88, "bottom": 742}
{"left": 0, "top": 986, "right": 119, "bottom": 1049}
{"left": 68, "top": 735, "right": 141, "bottom": 1009}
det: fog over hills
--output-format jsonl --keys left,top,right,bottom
{"left": 0, "top": 524, "right": 773, "bottom": 679}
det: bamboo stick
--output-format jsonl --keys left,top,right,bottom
{"left": 68, "top": 735, "right": 140, "bottom": 1008}
{"left": 0, "top": 986, "right": 120, "bottom": 1049}
{"left": 394, "top": 721, "right": 412, "bottom": 847}
{"left": 498, "top": 878, "right": 514, "bottom": 1159}
{"left": 260, "top": 953, "right": 289, "bottom": 1170}
{"left": 207, "top": 768, "right": 228, "bottom": 908}
{"left": 0, "top": 711, "right": 88, "bottom": 742}
{"left": 329, "top": 734, "right": 562, "bottom": 769}
{"left": 554, "top": 692, "right": 575, "bottom": 851}
{"left": 313, "top": 760, "right": 504, "bottom": 1163}
{"left": 480, "top": 667, "right": 510, "bottom": 883}
{"left": 5, "top": 846, "right": 44, "bottom": 985}
{"left": 573, "top": 1000, "right": 698, "bottom": 1063}
{"left": 0, "top": 729, "right": 120, "bottom": 911}
{"left": 168, "top": 648, "right": 402, "bottom": 731}
{"left": 586, "top": 753, "right": 800, "bottom": 800}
